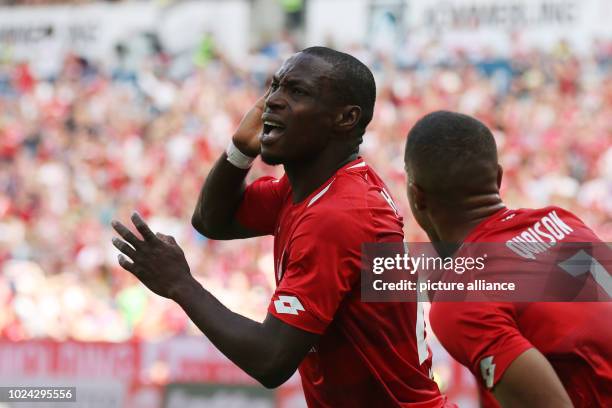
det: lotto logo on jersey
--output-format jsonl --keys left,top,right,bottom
{"left": 274, "top": 295, "right": 305, "bottom": 315}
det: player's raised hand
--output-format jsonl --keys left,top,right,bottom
{"left": 111, "top": 212, "right": 196, "bottom": 300}
{"left": 231, "top": 91, "right": 268, "bottom": 157}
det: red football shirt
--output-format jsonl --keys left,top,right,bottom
{"left": 429, "top": 206, "right": 612, "bottom": 407}
{"left": 237, "top": 159, "right": 448, "bottom": 407}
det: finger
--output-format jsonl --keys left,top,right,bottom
{"left": 117, "top": 254, "right": 136, "bottom": 274}
{"left": 264, "top": 76, "right": 273, "bottom": 90}
{"left": 156, "top": 232, "right": 169, "bottom": 243}
{"left": 156, "top": 232, "right": 178, "bottom": 246}
{"left": 255, "top": 91, "right": 268, "bottom": 109}
{"left": 131, "top": 212, "right": 157, "bottom": 242}
{"left": 112, "top": 237, "right": 137, "bottom": 258}
{"left": 112, "top": 220, "right": 142, "bottom": 248}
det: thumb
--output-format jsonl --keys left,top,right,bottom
{"left": 255, "top": 93, "right": 267, "bottom": 110}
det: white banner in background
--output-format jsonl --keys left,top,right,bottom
{"left": 407, "top": 0, "right": 611, "bottom": 53}
{"left": 0, "top": 1, "right": 249, "bottom": 73}
{"left": 306, "top": 0, "right": 611, "bottom": 54}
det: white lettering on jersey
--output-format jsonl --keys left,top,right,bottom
{"left": 505, "top": 210, "right": 574, "bottom": 259}
{"left": 273, "top": 295, "right": 305, "bottom": 315}
{"left": 380, "top": 187, "right": 399, "bottom": 217}
{"left": 406, "top": 242, "right": 430, "bottom": 366}
{"left": 480, "top": 356, "right": 496, "bottom": 389}
{"left": 416, "top": 300, "right": 428, "bottom": 365}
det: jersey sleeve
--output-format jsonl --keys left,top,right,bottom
{"left": 430, "top": 302, "right": 533, "bottom": 390}
{"left": 235, "top": 175, "right": 289, "bottom": 235}
{"left": 267, "top": 211, "right": 364, "bottom": 334}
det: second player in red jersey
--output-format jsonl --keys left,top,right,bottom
{"left": 403, "top": 111, "right": 611, "bottom": 407}
{"left": 430, "top": 206, "right": 612, "bottom": 407}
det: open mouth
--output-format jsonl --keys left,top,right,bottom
{"left": 261, "top": 119, "right": 286, "bottom": 146}
{"left": 263, "top": 120, "right": 286, "bottom": 135}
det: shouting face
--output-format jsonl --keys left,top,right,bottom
{"left": 260, "top": 52, "right": 339, "bottom": 165}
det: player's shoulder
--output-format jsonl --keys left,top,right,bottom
{"left": 467, "top": 205, "right": 596, "bottom": 242}
{"left": 298, "top": 182, "right": 369, "bottom": 240}
{"left": 270, "top": 174, "right": 291, "bottom": 193}
{"left": 315, "top": 160, "right": 399, "bottom": 212}
{"left": 250, "top": 174, "right": 291, "bottom": 196}
{"left": 296, "top": 161, "right": 402, "bottom": 240}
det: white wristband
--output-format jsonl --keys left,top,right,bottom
{"left": 226, "top": 140, "right": 256, "bottom": 169}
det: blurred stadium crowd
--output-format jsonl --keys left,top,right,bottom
{"left": 1, "top": 37, "right": 611, "bottom": 342}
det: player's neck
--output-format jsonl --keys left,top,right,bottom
{"left": 284, "top": 151, "right": 358, "bottom": 203}
{"left": 433, "top": 193, "right": 505, "bottom": 245}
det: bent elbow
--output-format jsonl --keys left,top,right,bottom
{"left": 191, "top": 213, "right": 208, "bottom": 235}
{"left": 258, "top": 372, "right": 290, "bottom": 390}
{"left": 191, "top": 213, "right": 219, "bottom": 239}
{"left": 259, "top": 377, "right": 282, "bottom": 390}
{"left": 255, "top": 361, "right": 295, "bottom": 390}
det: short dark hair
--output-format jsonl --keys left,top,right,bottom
{"left": 404, "top": 111, "right": 498, "bottom": 194}
{"left": 302, "top": 46, "right": 376, "bottom": 135}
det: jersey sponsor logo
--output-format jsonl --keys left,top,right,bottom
{"left": 505, "top": 210, "right": 574, "bottom": 260}
{"left": 273, "top": 295, "right": 305, "bottom": 315}
{"left": 480, "top": 356, "right": 496, "bottom": 389}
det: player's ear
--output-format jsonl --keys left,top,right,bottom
{"left": 333, "top": 105, "right": 361, "bottom": 133}
{"left": 496, "top": 164, "right": 503, "bottom": 189}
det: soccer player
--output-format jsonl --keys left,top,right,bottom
{"left": 403, "top": 110, "right": 612, "bottom": 407}
{"left": 112, "top": 47, "right": 450, "bottom": 407}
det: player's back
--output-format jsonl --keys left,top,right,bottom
{"left": 430, "top": 206, "right": 612, "bottom": 407}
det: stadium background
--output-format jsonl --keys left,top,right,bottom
{"left": 0, "top": 0, "right": 610, "bottom": 406}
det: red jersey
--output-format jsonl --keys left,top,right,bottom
{"left": 430, "top": 206, "right": 612, "bottom": 407}
{"left": 237, "top": 159, "right": 448, "bottom": 407}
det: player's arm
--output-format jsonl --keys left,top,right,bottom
{"left": 112, "top": 213, "right": 318, "bottom": 388}
{"left": 493, "top": 348, "right": 573, "bottom": 408}
{"left": 191, "top": 95, "right": 265, "bottom": 240}
{"left": 173, "top": 284, "right": 317, "bottom": 388}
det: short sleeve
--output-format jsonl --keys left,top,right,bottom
{"left": 430, "top": 302, "right": 533, "bottom": 390}
{"left": 236, "top": 175, "right": 289, "bottom": 235}
{"left": 268, "top": 212, "right": 363, "bottom": 334}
